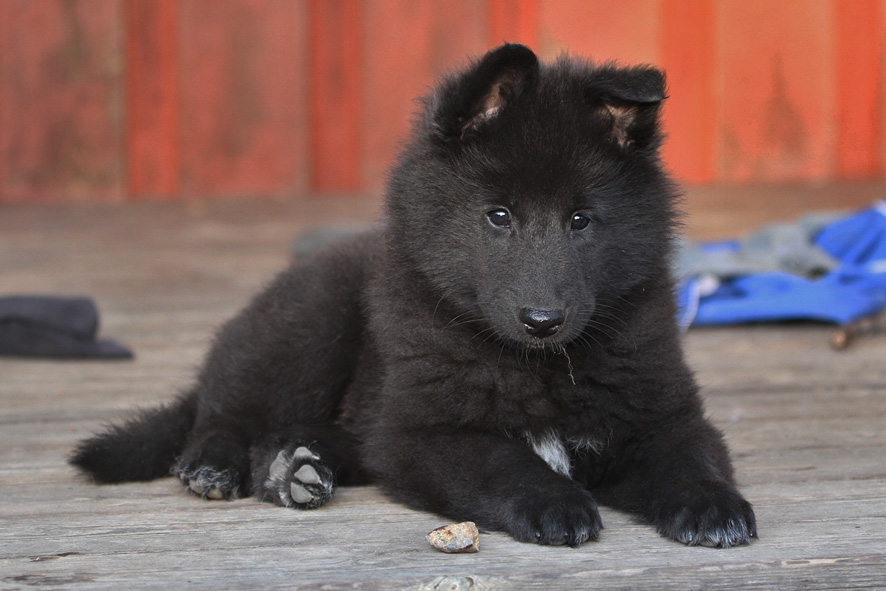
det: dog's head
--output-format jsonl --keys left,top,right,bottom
{"left": 386, "top": 44, "right": 678, "bottom": 350}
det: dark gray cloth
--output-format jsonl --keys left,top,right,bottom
{"left": 0, "top": 296, "right": 133, "bottom": 359}
{"left": 675, "top": 213, "right": 841, "bottom": 281}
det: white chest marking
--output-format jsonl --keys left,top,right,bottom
{"left": 524, "top": 431, "right": 607, "bottom": 478}
{"left": 526, "top": 431, "right": 572, "bottom": 477}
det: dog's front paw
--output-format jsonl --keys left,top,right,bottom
{"left": 507, "top": 489, "right": 602, "bottom": 547}
{"left": 654, "top": 484, "right": 756, "bottom": 548}
{"left": 262, "top": 445, "right": 334, "bottom": 509}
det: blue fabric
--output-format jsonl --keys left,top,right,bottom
{"left": 678, "top": 202, "right": 886, "bottom": 327}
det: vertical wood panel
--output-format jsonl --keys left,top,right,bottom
{"left": 361, "top": 0, "right": 486, "bottom": 192}
{"left": 835, "top": 0, "right": 883, "bottom": 179}
{"left": 660, "top": 0, "right": 716, "bottom": 183}
{"left": 880, "top": 0, "right": 886, "bottom": 177}
{"left": 0, "top": 0, "right": 123, "bottom": 202}
{"left": 717, "top": 0, "right": 835, "bottom": 183}
{"left": 125, "top": 0, "right": 179, "bottom": 199}
{"left": 537, "top": 0, "right": 661, "bottom": 63}
{"left": 0, "top": 2, "right": 5, "bottom": 201}
{"left": 488, "top": 0, "right": 538, "bottom": 47}
{"left": 309, "top": 0, "right": 362, "bottom": 193}
{"left": 881, "top": 0, "right": 886, "bottom": 176}
{"left": 178, "top": 0, "right": 307, "bottom": 198}
{"left": 0, "top": 1, "right": 884, "bottom": 203}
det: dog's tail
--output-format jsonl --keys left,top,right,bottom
{"left": 69, "top": 392, "right": 197, "bottom": 483}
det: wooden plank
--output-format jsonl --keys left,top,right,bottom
{"left": 681, "top": 180, "right": 885, "bottom": 240}
{"left": 177, "top": 0, "right": 308, "bottom": 198}
{"left": 1, "top": 189, "right": 885, "bottom": 588}
{"left": 660, "top": 0, "right": 716, "bottom": 183}
{"left": 124, "top": 0, "right": 180, "bottom": 199}
{"left": 360, "top": 0, "right": 486, "bottom": 192}
{"left": 0, "top": 2, "right": 4, "bottom": 202}
{"left": 308, "top": 0, "right": 363, "bottom": 193}
{"left": 716, "top": 0, "right": 835, "bottom": 183}
{"left": 881, "top": 0, "right": 886, "bottom": 177}
{"left": 536, "top": 0, "right": 661, "bottom": 63}
{"left": 488, "top": 0, "right": 538, "bottom": 47}
{"left": 0, "top": 481, "right": 883, "bottom": 590}
{"left": 835, "top": 0, "right": 883, "bottom": 179}
{"left": 0, "top": 0, "right": 124, "bottom": 203}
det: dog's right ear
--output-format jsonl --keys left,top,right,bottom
{"left": 585, "top": 66, "right": 666, "bottom": 151}
{"left": 428, "top": 43, "right": 539, "bottom": 141}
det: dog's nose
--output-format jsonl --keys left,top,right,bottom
{"left": 519, "top": 308, "right": 564, "bottom": 338}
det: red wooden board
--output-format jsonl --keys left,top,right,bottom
{"left": 1, "top": 0, "right": 884, "bottom": 202}
{"left": 716, "top": 0, "right": 835, "bottom": 183}
{"left": 177, "top": 0, "right": 307, "bottom": 198}
{"left": 361, "top": 0, "right": 486, "bottom": 193}
{"left": 660, "top": 0, "right": 716, "bottom": 183}
{"left": 836, "top": 0, "right": 883, "bottom": 179}
{"left": 309, "top": 0, "right": 363, "bottom": 193}
{"left": 489, "top": 0, "right": 538, "bottom": 47}
{"left": 126, "top": 0, "right": 179, "bottom": 199}
{"left": 0, "top": 0, "right": 123, "bottom": 202}
{"left": 537, "top": 0, "right": 661, "bottom": 64}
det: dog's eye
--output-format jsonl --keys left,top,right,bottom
{"left": 487, "top": 209, "right": 512, "bottom": 228}
{"left": 571, "top": 213, "right": 591, "bottom": 231}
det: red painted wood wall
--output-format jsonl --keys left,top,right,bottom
{"left": 1, "top": 0, "right": 884, "bottom": 203}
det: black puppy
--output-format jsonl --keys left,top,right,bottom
{"left": 72, "top": 44, "right": 756, "bottom": 548}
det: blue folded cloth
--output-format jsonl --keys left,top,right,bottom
{"left": 677, "top": 201, "right": 886, "bottom": 328}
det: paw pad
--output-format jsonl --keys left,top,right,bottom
{"left": 266, "top": 446, "right": 334, "bottom": 509}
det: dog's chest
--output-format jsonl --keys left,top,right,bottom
{"left": 523, "top": 430, "right": 607, "bottom": 477}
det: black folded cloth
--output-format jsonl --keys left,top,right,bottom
{"left": 0, "top": 296, "right": 133, "bottom": 359}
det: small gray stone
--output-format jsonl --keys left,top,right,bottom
{"left": 426, "top": 522, "right": 480, "bottom": 553}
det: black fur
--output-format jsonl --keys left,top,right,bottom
{"left": 71, "top": 44, "right": 756, "bottom": 548}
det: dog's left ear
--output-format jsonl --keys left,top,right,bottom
{"left": 429, "top": 43, "right": 539, "bottom": 141}
{"left": 586, "top": 66, "right": 666, "bottom": 150}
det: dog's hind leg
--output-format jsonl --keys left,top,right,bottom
{"left": 175, "top": 420, "right": 252, "bottom": 500}
{"left": 171, "top": 236, "right": 376, "bottom": 503}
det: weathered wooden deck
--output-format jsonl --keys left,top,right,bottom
{"left": 2, "top": 186, "right": 885, "bottom": 590}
